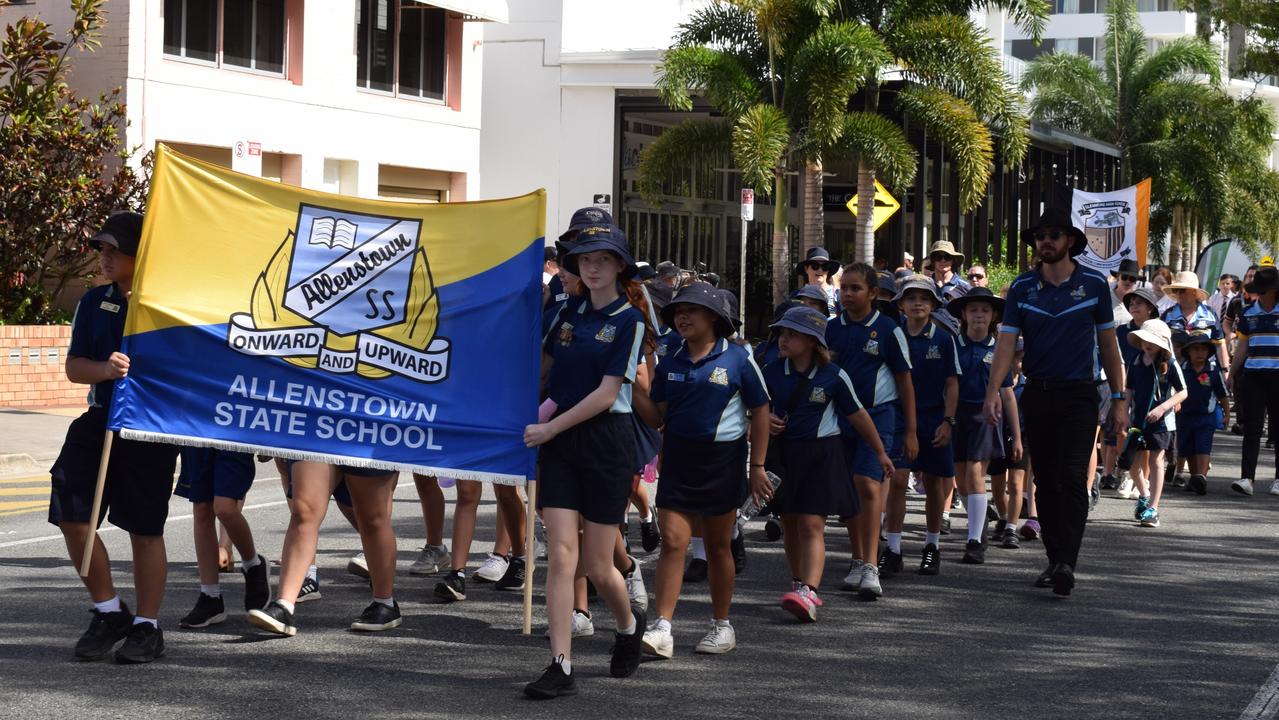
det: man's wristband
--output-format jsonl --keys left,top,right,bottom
{"left": 750, "top": 463, "right": 766, "bottom": 468}
{"left": 1110, "top": 392, "right": 1124, "bottom": 400}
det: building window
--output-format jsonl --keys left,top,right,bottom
{"left": 163, "top": 0, "right": 286, "bottom": 75}
{"left": 1079, "top": 37, "right": 1095, "bottom": 59}
{"left": 1056, "top": 37, "right": 1079, "bottom": 55}
{"left": 357, "top": 0, "right": 448, "bottom": 102}
{"left": 1011, "top": 39, "right": 1055, "bottom": 61}
{"left": 1054, "top": 0, "right": 1078, "bottom": 13}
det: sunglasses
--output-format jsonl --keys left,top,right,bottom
{"left": 968, "top": 273, "right": 985, "bottom": 280}
{"left": 805, "top": 261, "right": 827, "bottom": 270}
{"left": 930, "top": 253, "right": 951, "bottom": 262}
{"left": 1119, "top": 274, "right": 1138, "bottom": 283}
{"left": 1033, "top": 230, "right": 1065, "bottom": 242}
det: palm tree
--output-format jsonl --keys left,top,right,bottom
{"left": 832, "top": 1, "right": 1045, "bottom": 263}
{"left": 639, "top": 1, "right": 904, "bottom": 304}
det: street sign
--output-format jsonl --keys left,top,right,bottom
{"left": 741, "top": 188, "right": 754, "bottom": 222}
{"left": 232, "top": 139, "right": 262, "bottom": 176}
{"left": 846, "top": 180, "right": 900, "bottom": 232}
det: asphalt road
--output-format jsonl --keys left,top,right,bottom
{"left": 1, "top": 420, "right": 1278, "bottom": 719}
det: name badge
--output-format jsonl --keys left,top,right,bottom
{"left": 667, "top": 372, "right": 685, "bottom": 382}
{"left": 100, "top": 301, "right": 121, "bottom": 313}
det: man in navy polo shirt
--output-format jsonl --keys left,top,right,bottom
{"left": 983, "top": 208, "right": 1128, "bottom": 597}
{"left": 49, "top": 212, "right": 180, "bottom": 663}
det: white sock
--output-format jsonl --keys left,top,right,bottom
{"left": 639, "top": 510, "right": 653, "bottom": 523}
{"left": 428, "top": 543, "right": 447, "bottom": 553}
{"left": 966, "top": 494, "right": 988, "bottom": 542}
{"left": 557, "top": 656, "right": 573, "bottom": 675}
{"left": 691, "top": 537, "right": 706, "bottom": 560}
{"left": 713, "top": 617, "right": 731, "bottom": 628}
{"left": 93, "top": 596, "right": 122, "bottom": 614}
{"left": 200, "top": 583, "right": 222, "bottom": 598}
{"left": 133, "top": 616, "right": 158, "bottom": 628}
{"left": 655, "top": 617, "right": 672, "bottom": 633}
{"left": 240, "top": 555, "right": 262, "bottom": 572}
{"left": 886, "top": 532, "right": 902, "bottom": 554}
{"left": 617, "top": 618, "right": 636, "bottom": 635}
{"left": 307, "top": 564, "right": 318, "bottom": 581}
{"left": 277, "top": 598, "right": 296, "bottom": 614}
{"left": 373, "top": 596, "right": 394, "bottom": 608}
{"left": 925, "top": 531, "right": 940, "bottom": 546}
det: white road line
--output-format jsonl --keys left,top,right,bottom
{"left": 1241, "top": 663, "right": 1279, "bottom": 720}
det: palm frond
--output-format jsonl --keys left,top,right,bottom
{"left": 732, "top": 103, "right": 792, "bottom": 193}
{"left": 978, "top": 0, "right": 1050, "bottom": 43}
{"left": 896, "top": 85, "right": 994, "bottom": 211}
{"left": 673, "top": 1, "right": 769, "bottom": 75}
{"left": 827, "top": 110, "right": 917, "bottom": 189}
{"left": 656, "top": 46, "right": 763, "bottom": 119}
{"left": 1129, "top": 36, "right": 1221, "bottom": 98}
{"left": 637, "top": 119, "right": 734, "bottom": 204}
{"left": 1021, "top": 51, "right": 1115, "bottom": 139}
{"left": 786, "top": 20, "right": 889, "bottom": 148}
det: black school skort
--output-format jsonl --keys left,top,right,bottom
{"left": 538, "top": 412, "right": 636, "bottom": 525}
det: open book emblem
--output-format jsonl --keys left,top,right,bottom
{"left": 307, "top": 216, "right": 358, "bottom": 250}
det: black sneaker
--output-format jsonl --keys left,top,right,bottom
{"left": 434, "top": 570, "right": 466, "bottom": 602}
{"left": 950, "top": 494, "right": 961, "bottom": 510}
{"left": 496, "top": 556, "right": 527, "bottom": 591}
{"left": 296, "top": 576, "right": 321, "bottom": 603}
{"left": 683, "top": 558, "right": 708, "bottom": 583}
{"left": 985, "top": 504, "right": 1000, "bottom": 523}
{"left": 351, "top": 601, "right": 402, "bottom": 632}
{"left": 1033, "top": 564, "right": 1055, "bottom": 588}
{"left": 609, "top": 606, "right": 646, "bottom": 678}
{"left": 940, "top": 516, "right": 952, "bottom": 535}
{"left": 961, "top": 539, "right": 986, "bottom": 564}
{"left": 1088, "top": 484, "right": 1100, "bottom": 512}
{"left": 731, "top": 532, "right": 746, "bottom": 574}
{"left": 1051, "top": 562, "right": 1075, "bottom": 596}
{"left": 1001, "top": 530, "right": 1021, "bottom": 549}
{"left": 247, "top": 600, "right": 297, "bottom": 636}
{"left": 178, "top": 593, "right": 226, "bottom": 629}
{"left": 990, "top": 520, "right": 1008, "bottom": 543}
{"left": 878, "top": 548, "right": 903, "bottom": 577}
{"left": 74, "top": 603, "right": 133, "bottom": 661}
{"left": 115, "top": 622, "right": 164, "bottom": 664}
{"left": 919, "top": 543, "right": 941, "bottom": 575}
{"left": 1100, "top": 473, "right": 1117, "bottom": 490}
{"left": 640, "top": 518, "right": 662, "bottom": 553}
{"left": 242, "top": 555, "right": 270, "bottom": 611}
{"left": 1189, "top": 474, "right": 1208, "bottom": 496}
{"left": 763, "top": 516, "right": 783, "bottom": 541}
{"left": 525, "top": 656, "right": 577, "bottom": 699}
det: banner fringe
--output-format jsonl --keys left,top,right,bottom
{"left": 118, "top": 429, "right": 528, "bottom": 486}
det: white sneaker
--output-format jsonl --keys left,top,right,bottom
{"left": 1270, "top": 480, "right": 1279, "bottom": 497}
{"left": 472, "top": 553, "right": 509, "bottom": 583}
{"left": 1116, "top": 477, "right": 1138, "bottom": 499}
{"left": 624, "top": 558, "right": 648, "bottom": 611}
{"left": 641, "top": 623, "right": 674, "bottom": 659}
{"left": 841, "top": 559, "right": 866, "bottom": 591}
{"left": 1233, "top": 478, "right": 1255, "bottom": 496}
{"left": 859, "top": 563, "right": 883, "bottom": 599}
{"left": 346, "top": 552, "right": 369, "bottom": 579}
{"left": 694, "top": 621, "right": 737, "bottom": 655}
{"left": 544, "top": 609, "right": 595, "bottom": 638}
{"left": 534, "top": 519, "right": 548, "bottom": 561}
{"left": 408, "top": 545, "right": 450, "bottom": 576}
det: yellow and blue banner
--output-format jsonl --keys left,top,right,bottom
{"left": 110, "top": 145, "right": 545, "bottom": 484}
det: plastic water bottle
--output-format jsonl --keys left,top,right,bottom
{"left": 538, "top": 398, "right": 557, "bottom": 423}
{"left": 738, "top": 469, "right": 782, "bottom": 521}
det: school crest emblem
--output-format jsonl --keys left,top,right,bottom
{"left": 708, "top": 367, "right": 729, "bottom": 386}
{"left": 808, "top": 387, "right": 827, "bottom": 404}
{"left": 926, "top": 345, "right": 940, "bottom": 360}
{"left": 863, "top": 339, "right": 880, "bottom": 356}
{"left": 656, "top": 343, "right": 669, "bottom": 357}
{"left": 226, "top": 203, "right": 450, "bottom": 382}
{"left": 1070, "top": 284, "right": 1087, "bottom": 300}
{"left": 558, "top": 322, "right": 574, "bottom": 347}
{"left": 983, "top": 351, "right": 994, "bottom": 365}
{"left": 595, "top": 324, "right": 617, "bottom": 343}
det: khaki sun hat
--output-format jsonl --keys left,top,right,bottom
{"left": 1128, "top": 318, "right": 1174, "bottom": 354}
{"left": 928, "top": 240, "right": 964, "bottom": 261}
{"left": 1162, "top": 271, "right": 1208, "bottom": 302}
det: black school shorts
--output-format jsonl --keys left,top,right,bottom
{"left": 48, "top": 407, "right": 179, "bottom": 537}
{"left": 538, "top": 412, "right": 636, "bottom": 525}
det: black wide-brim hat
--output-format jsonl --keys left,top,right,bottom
{"left": 562, "top": 224, "right": 637, "bottom": 280}
{"left": 1245, "top": 265, "right": 1279, "bottom": 295}
{"left": 947, "top": 286, "right": 1005, "bottom": 317}
{"left": 795, "top": 246, "right": 840, "bottom": 277}
{"left": 661, "top": 281, "right": 735, "bottom": 337}
{"left": 1021, "top": 207, "right": 1087, "bottom": 257}
{"left": 1111, "top": 258, "right": 1141, "bottom": 277}
{"left": 1180, "top": 331, "right": 1214, "bottom": 350}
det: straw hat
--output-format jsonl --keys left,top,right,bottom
{"left": 1128, "top": 319, "right": 1174, "bottom": 354}
{"left": 1163, "top": 271, "right": 1207, "bottom": 302}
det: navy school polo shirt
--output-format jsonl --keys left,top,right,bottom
{"left": 67, "top": 283, "right": 129, "bottom": 409}
{"left": 903, "top": 320, "right": 960, "bottom": 411}
{"left": 1126, "top": 356, "right": 1186, "bottom": 433}
{"left": 1178, "top": 358, "right": 1227, "bottom": 416}
{"left": 1238, "top": 301, "right": 1279, "bottom": 372}
{"left": 650, "top": 337, "right": 770, "bottom": 442}
{"left": 543, "top": 295, "right": 645, "bottom": 414}
{"left": 1001, "top": 263, "right": 1115, "bottom": 382}
{"left": 1161, "top": 302, "right": 1223, "bottom": 344}
{"left": 652, "top": 329, "right": 684, "bottom": 361}
{"left": 956, "top": 333, "right": 1011, "bottom": 405}
{"left": 761, "top": 358, "right": 863, "bottom": 439}
{"left": 1115, "top": 320, "right": 1142, "bottom": 368}
{"left": 824, "top": 308, "right": 911, "bottom": 408}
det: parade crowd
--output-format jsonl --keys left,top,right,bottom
{"left": 42, "top": 206, "right": 1279, "bottom": 701}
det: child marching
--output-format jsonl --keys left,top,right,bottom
{"left": 1123, "top": 320, "right": 1187, "bottom": 528}
{"left": 1175, "top": 333, "right": 1229, "bottom": 495}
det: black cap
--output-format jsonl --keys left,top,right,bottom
{"left": 89, "top": 212, "right": 143, "bottom": 257}
{"left": 1112, "top": 258, "right": 1141, "bottom": 277}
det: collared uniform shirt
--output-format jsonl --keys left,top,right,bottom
{"left": 1161, "top": 302, "right": 1223, "bottom": 345}
{"left": 68, "top": 283, "right": 128, "bottom": 409}
{"left": 1238, "top": 301, "right": 1279, "bottom": 372}
{"left": 543, "top": 295, "right": 645, "bottom": 414}
{"left": 650, "top": 338, "right": 770, "bottom": 442}
{"left": 1115, "top": 320, "right": 1143, "bottom": 367}
{"left": 1001, "top": 263, "right": 1115, "bottom": 382}
{"left": 1127, "top": 356, "right": 1186, "bottom": 433}
{"left": 1178, "top": 358, "right": 1227, "bottom": 415}
{"left": 936, "top": 274, "right": 971, "bottom": 297}
{"left": 902, "top": 321, "right": 960, "bottom": 411}
{"left": 761, "top": 358, "right": 863, "bottom": 439}
{"left": 825, "top": 308, "right": 912, "bottom": 409}
{"left": 956, "top": 333, "right": 1011, "bottom": 405}
{"left": 1111, "top": 286, "right": 1132, "bottom": 326}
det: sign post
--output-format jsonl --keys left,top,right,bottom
{"left": 740, "top": 189, "right": 754, "bottom": 327}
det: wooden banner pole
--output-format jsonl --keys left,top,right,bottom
{"left": 521, "top": 479, "right": 538, "bottom": 636}
{"left": 78, "top": 430, "right": 115, "bottom": 578}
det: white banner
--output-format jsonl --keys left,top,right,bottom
{"left": 1071, "top": 179, "right": 1151, "bottom": 274}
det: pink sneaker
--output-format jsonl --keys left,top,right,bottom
{"left": 808, "top": 587, "right": 823, "bottom": 607}
{"left": 781, "top": 588, "right": 817, "bottom": 622}
{"left": 1019, "top": 519, "right": 1041, "bottom": 540}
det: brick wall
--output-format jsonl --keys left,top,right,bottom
{"left": 0, "top": 326, "right": 86, "bottom": 408}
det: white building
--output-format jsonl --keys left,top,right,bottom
{"left": 2, "top": 0, "right": 509, "bottom": 201}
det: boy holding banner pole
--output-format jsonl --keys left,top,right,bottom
{"left": 53, "top": 212, "right": 180, "bottom": 664}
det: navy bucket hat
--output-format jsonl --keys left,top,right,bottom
{"left": 770, "top": 306, "right": 829, "bottom": 348}
{"left": 562, "top": 224, "right": 637, "bottom": 280}
{"left": 661, "top": 281, "right": 735, "bottom": 338}
{"left": 559, "top": 207, "right": 614, "bottom": 241}
{"left": 947, "top": 286, "right": 1005, "bottom": 317}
